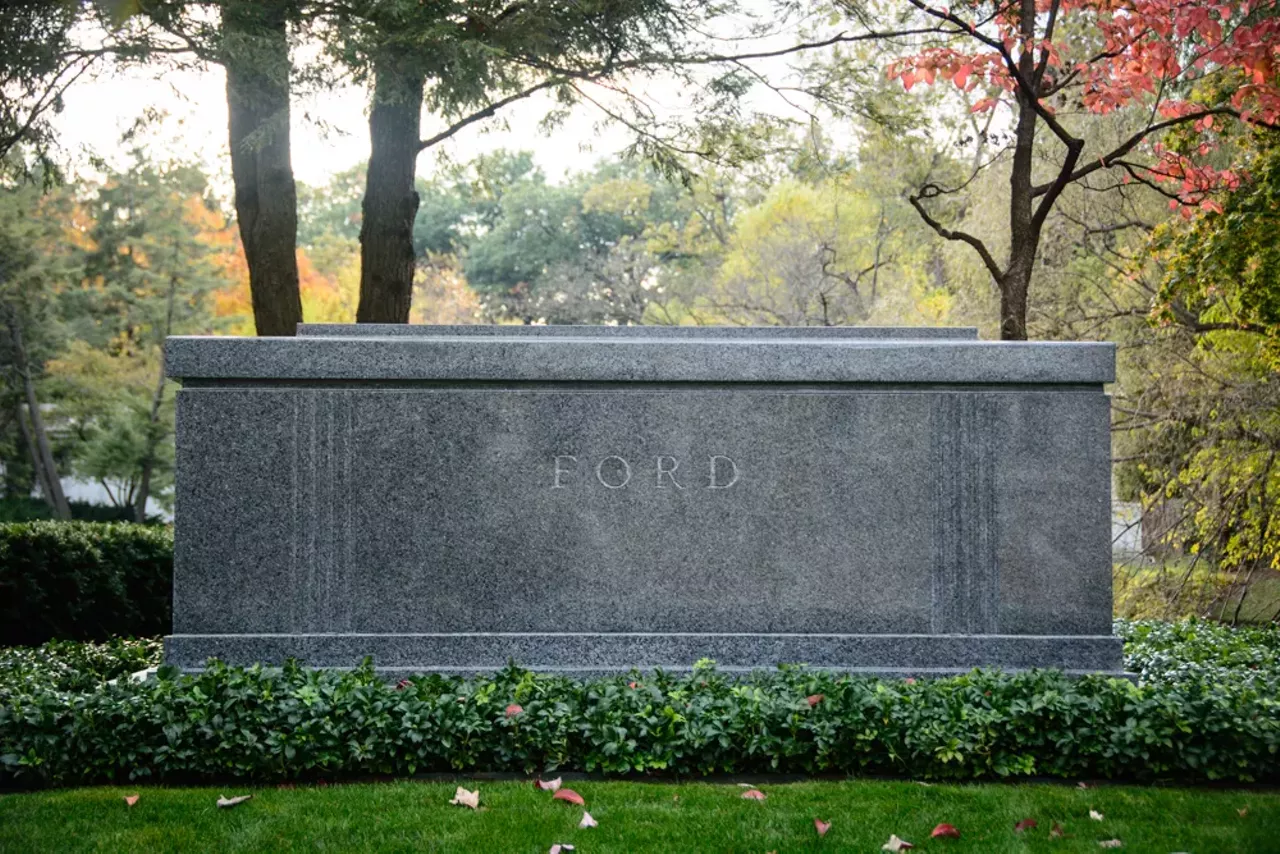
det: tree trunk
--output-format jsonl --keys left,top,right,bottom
{"left": 223, "top": 0, "right": 301, "bottom": 337}
{"left": 998, "top": 268, "right": 1030, "bottom": 341}
{"left": 1000, "top": 0, "right": 1040, "bottom": 342}
{"left": 6, "top": 312, "right": 69, "bottom": 518}
{"left": 357, "top": 58, "right": 424, "bottom": 324}
{"left": 133, "top": 267, "right": 180, "bottom": 523}
{"left": 12, "top": 399, "right": 51, "bottom": 507}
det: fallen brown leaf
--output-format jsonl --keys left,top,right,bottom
{"left": 449, "top": 787, "right": 480, "bottom": 809}
{"left": 881, "top": 834, "right": 915, "bottom": 851}
{"left": 814, "top": 818, "right": 831, "bottom": 837}
{"left": 553, "top": 788, "right": 586, "bottom": 806}
{"left": 216, "top": 795, "right": 252, "bottom": 809}
{"left": 1238, "top": 806, "right": 1249, "bottom": 818}
{"left": 931, "top": 823, "right": 960, "bottom": 839}
{"left": 535, "top": 777, "right": 562, "bottom": 793}
{"left": 579, "top": 811, "right": 597, "bottom": 829}
{"left": 1014, "top": 818, "right": 1038, "bottom": 833}
{"left": 1050, "top": 821, "right": 1067, "bottom": 839}
{"left": 806, "top": 694, "right": 824, "bottom": 707}
{"left": 740, "top": 789, "right": 767, "bottom": 801}
{"left": 1098, "top": 840, "right": 1123, "bottom": 848}
{"left": 505, "top": 703, "right": 523, "bottom": 717}
{"left": 124, "top": 795, "right": 139, "bottom": 807}
{"left": 1090, "top": 809, "right": 1104, "bottom": 821}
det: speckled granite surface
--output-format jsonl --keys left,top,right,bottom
{"left": 165, "top": 325, "right": 1124, "bottom": 677}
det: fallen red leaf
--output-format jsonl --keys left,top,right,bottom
{"left": 806, "top": 694, "right": 824, "bottom": 707}
{"left": 931, "top": 823, "right": 960, "bottom": 838}
{"left": 740, "top": 789, "right": 767, "bottom": 801}
{"left": 1014, "top": 818, "right": 1037, "bottom": 832}
{"left": 904, "top": 677, "right": 917, "bottom": 685}
{"left": 814, "top": 818, "right": 831, "bottom": 836}
{"left": 552, "top": 788, "right": 585, "bottom": 806}
{"left": 395, "top": 679, "right": 410, "bottom": 690}
{"left": 124, "top": 794, "right": 139, "bottom": 807}
{"left": 505, "top": 703, "right": 523, "bottom": 717}
{"left": 628, "top": 681, "right": 638, "bottom": 689}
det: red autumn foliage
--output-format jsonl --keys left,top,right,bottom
{"left": 885, "top": 0, "right": 1280, "bottom": 213}
{"left": 552, "top": 789, "right": 586, "bottom": 806}
{"left": 931, "top": 823, "right": 961, "bottom": 838}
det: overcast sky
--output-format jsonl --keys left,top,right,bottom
{"left": 50, "top": 5, "right": 821, "bottom": 194}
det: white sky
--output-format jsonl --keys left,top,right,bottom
{"left": 53, "top": 62, "right": 650, "bottom": 191}
{"left": 49, "top": 5, "right": 826, "bottom": 196}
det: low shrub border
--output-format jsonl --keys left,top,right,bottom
{"left": 0, "top": 522, "right": 173, "bottom": 646}
{"left": 2, "top": 656, "right": 1278, "bottom": 787}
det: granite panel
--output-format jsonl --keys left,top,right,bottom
{"left": 166, "top": 327, "right": 1124, "bottom": 676}
{"left": 297, "top": 323, "right": 980, "bottom": 339}
{"left": 165, "top": 336, "right": 1116, "bottom": 384}
{"left": 164, "top": 633, "right": 1127, "bottom": 677}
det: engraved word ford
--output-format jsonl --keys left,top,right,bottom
{"left": 163, "top": 324, "right": 1127, "bottom": 678}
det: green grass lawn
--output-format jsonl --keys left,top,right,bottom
{"left": 1, "top": 779, "right": 1275, "bottom": 854}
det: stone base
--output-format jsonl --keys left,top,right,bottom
{"left": 164, "top": 632, "right": 1130, "bottom": 679}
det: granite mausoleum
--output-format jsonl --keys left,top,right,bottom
{"left": 164, "top": 324, "right": 1126, "bottom": 677}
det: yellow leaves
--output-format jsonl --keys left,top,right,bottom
{"left": 582, "top": 179, "right": 653, "bottom": 219}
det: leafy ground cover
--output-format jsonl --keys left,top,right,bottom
{"left": 2, "top": 621, "right": 1278, "bottom": 788}
{"left": 2, "top": 778, "right": 1277, "bottom": 854}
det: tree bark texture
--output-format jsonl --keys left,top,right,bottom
{"left": 223, "top": 0, "right": 301, "bottom": 336}
{"left": 357, "top": 59, "right": 424, "bottom": 324}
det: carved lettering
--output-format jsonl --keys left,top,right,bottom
{"left": 707, "top": 455, "right": 740, "bottom": 490}
{"left": 595, "top": 455, "right": 633, "bottom": 489}
{"left": 552, "top": 455, "right": 577, "bottom": 489}
{"left": 552, "top": 454, "right": 739, "bottom": 490}
{"left": 655, "top": 455, "right": 686, "bottom": 489}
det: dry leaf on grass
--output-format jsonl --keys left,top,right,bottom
{"left": 553, "top": 788, "right": 586, "bottom": 806}
{"left": 449, "top": 787, "right": 480, "bottom": 809}
{"left": 740, "top": 789, "right": 767, "bottom": 801}
{"left": 1014, "top": 818, "right": 1038, "bottom": 832}
{"left": 579, "top": 811, "right": 597, "bottom": 829}
{"left": 1090, "top": 810, "right": 1104, "bottom": 821}
{"left": 881, "top": 833, "right": 915, "bottom": 851}
{"left": 1078, "top": 782, "right": 1090, "bottom": 789}
{"left": 806, "top": 694, "right": 824, "bottom": 707}
{"left": 814, "top": 818, "right": 831, "bottom": 837}
{"left": 1239, "top": 807, "right": 1249, "bottom": 817}
{"left": 931, "top": 823, "right": 960, "bottom": 839}
{"left": 216, "top": 795, "right": 252, "bottom": 809}
{"left": 535, "top": 777, "right": 562, "bottom": 793}
{"left": 124, "top": 795, "right": 139, "bottom": 807}
{"left": 1098, "top": 840, "right": 1123, "bottom": 848}
{"left": 505, "top": 704, "right": 523, "bottom": 717}
{"left": 1050, "top": 822, "right": 1067, "bottom": 839}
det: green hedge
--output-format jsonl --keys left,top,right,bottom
{"left": 0, "top": 522, "right": 173, "bottom": 646}
{"left": 2, "top": 651, "right": 1278, "bottom": 787}
{"left": 2, "top": 621, "right": 1277, "bottom": 788}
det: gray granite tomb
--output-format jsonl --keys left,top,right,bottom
{"left": 163, "top": 324, "right": 1126, "bottom": 677}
